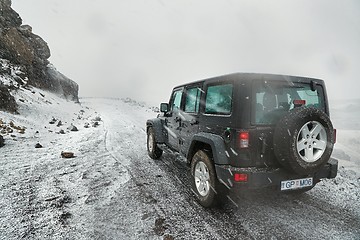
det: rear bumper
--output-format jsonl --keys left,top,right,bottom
{"left": 215, "top": 158, "right": 338, "bottom": 191}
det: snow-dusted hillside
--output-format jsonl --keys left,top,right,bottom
{"left": 0, "top": 88, "right": 359, "bottom": 239}
{"left": 331, "top": 99, "right": 360, "bottom": 173}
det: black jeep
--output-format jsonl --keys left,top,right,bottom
{"left": 146, "top": 73, "right": 338, "bottom": 207}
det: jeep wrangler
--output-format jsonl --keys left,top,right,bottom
{"left": 146, "top": 73, "right": 338, "bottom": 207}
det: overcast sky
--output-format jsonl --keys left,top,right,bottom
{"left": 12, "top": 0, "right": 360, "bottom": 105}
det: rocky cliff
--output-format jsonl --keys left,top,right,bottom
{"left": 0, "top": 0, "right": 79, "bottom": 113}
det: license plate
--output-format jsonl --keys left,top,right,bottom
{"left": 281, "top": 177, "right": 313, "bottom": 191}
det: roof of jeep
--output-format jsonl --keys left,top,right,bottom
{"left": 173, "top": 72, "right": 324, "bottom": 89}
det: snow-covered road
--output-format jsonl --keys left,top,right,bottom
{"left": 1, "top": 94, "right": 359, "bottom": 239}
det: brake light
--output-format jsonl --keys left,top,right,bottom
{"left": 293, "top": 100, "right": 306, "bottom": 106}
{"left": 334, "top": 129, "right": 337, "bottom": 143}
{"left": 234, "top": 173, "right": 248, "bottom": 182}
{"left": 239, "top": 131, "right": 249, "bottom": 148}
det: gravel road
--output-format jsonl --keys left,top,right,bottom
{"left": 1, "top": 98, "right": 359, "bottom": 239}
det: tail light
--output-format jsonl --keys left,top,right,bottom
{"left": 333, "top": 129, "right": 337, "bottom": 143}
{"left": 239, "top": 131, "right": 249, "bottom": 148}
{"left": 234, "top": 173, "right": 248, "bottom": 182}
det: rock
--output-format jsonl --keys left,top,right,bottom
{"left": 46, "top": 64, "right": 79, "bottom": 102}
{"left": 0, "top": 84, "right": 18, "bottom": 113}
{"left": 0, "top": 135, "right": 4, "bottom": 147}
{"left": 59, "top": 129, "right": 65, "bottom": 134}
{"left": 84, "top": 122, "right": 90, "bottom": 128}
{"left": 61, "top": 151, "right": 74, "bottom": 158}
{"left": 92, "top": 121, "right": 99, "bottom": 127}
{"left": 67, "top": 124, "right": 78, "bottom": 132}
{"left": 57, "top": 120, "right": 63, "bottom": 127}
{"left": 35, "top": 143, "right": 42, "bottom": 148}
{"left": 0, "top": 0, "right": 22, "bottom": 29}
{"left": 0, "top": 2, "right": 79, "bottom": 102}
{"left": 49, "top": 117, "right": 56, "bottom": 124}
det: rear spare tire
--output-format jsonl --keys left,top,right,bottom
{"left": 273, "top": 107, "right": 335, "bottom": 175}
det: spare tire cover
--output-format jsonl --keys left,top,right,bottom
{"left": 273, "top": 107, "right": 335, "bottom": 175}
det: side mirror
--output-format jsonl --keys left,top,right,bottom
{"left": 160, "top": 103, "right": 169, "bottom": 113}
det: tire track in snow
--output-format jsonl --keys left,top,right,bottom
{"left": 94, "top": 100, "right": 229, "bottom": 239}
{"left": 83, "top": 98, "right": 360, "bottom": 239}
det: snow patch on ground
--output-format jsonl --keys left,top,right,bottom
{"left": 0, "top": 91, "right": 359, "bottom": 239}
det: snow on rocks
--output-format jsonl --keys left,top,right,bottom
{"left": 0, "top": 86, "right": 102, "bottom": 153}
{"left": 0, "top": 119, "right": 26, "bottom": 135}
{"left": 67, "top": 124, "right": 78, "bottom": 132}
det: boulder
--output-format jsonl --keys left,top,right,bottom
{"left": 35, "top": 143, "right": 42, "bottom": 148}
{"left": 67, "top": 124, "right": 78, "bottom": 132}
{"left": 0, "top": 135, "right": 4, "bottom": 147}
{"left": 61, "top": 151, "right": 74, "bottom": 158}
{"left": 0, "top": 84, "right": 17, "bottom": 113}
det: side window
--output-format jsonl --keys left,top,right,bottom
{"left": 184, "top": 87, "right": 201, "bottom": 113}
{"left": 205, "top": 83, "right": 233, "bottom": 115}
{"left": 170, "top": 89, "right": 183, "bottom": 111}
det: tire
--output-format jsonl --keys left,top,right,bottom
{"left": 190, "top": 150, "right": 220, "bottom": 208}
{"left": 147, "top": 127, "right": 163, "bottom": 159}
{"left": 273, "top": 107, "right": 335, "bottom": 175}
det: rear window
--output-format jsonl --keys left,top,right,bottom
{"left": 253, "top": 81, "right": 326, "bottom": 124}
{"left": 205, "top": 83, "right": 233, "bottom": 115}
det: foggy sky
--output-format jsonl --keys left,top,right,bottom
{"left": 12, "top": 0, "right": 360, "bottom": 105}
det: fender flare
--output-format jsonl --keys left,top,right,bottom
{"left": 187, "top": 132, "right": 229, "bottom": 165}
{"left": 146, "top": 118, "right": 167, "bottom": 143}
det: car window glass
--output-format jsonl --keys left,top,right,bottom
{"left": 185, "top": 87, "right": 201, "bottom": 113}
{"left": 254, "top": 82, "right": 325, "bottom": 124}
{"left": 205, "top": 83, "right": 233, "bottom": 114}
{"left": 171, "top": 90, "right": 183, "bottom": 111}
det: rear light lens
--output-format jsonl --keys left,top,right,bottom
{"left": 239, "top": 131, "right": 249, "bottom": 148}
{"left": 234, "top": 173, "right": 248, "bottom": 182}
{"left": 334, "top": 129, "right": 337, "bottom": 143}
{"left": 293, "top": 100, "right": 306, "bottom": 106}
